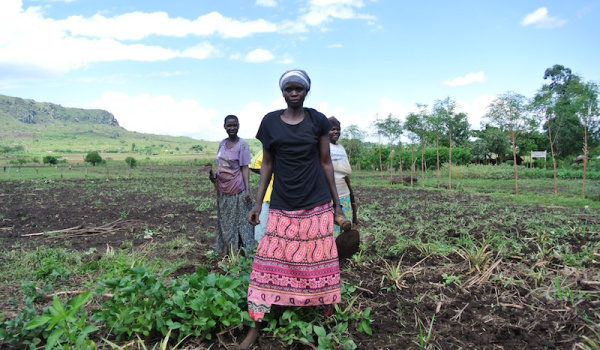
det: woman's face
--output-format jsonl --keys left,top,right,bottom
{"left": 329, "top": 125, "right": 341, "bottom": 144}
{"left": 282, "top": 82, "right": 307, "bottom": 108}
{"left": 224, "top": 118, "right": 239, "bottom": 137}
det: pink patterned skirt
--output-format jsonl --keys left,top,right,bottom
{"left": 247, "top": 202, "right": 341, "bottom": 321}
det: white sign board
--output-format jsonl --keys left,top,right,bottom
{"left": 531, "top": 151, "right": 547, "bottom": 159}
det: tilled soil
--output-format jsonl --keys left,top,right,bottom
{"left": 1, "top": 174, "right": 599, "bottom": 350}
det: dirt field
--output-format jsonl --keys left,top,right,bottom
{"left": 1, "top": 173, "right": 599, "bottom": 349}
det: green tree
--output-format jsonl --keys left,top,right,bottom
{"left": 340, "top": 124, "right": 365, "bottom": 168}
{"left": 404, "top": 104, "right": 428, "bottom": 187}
{"left": 124, "top": 157, "right": 137, "bottom": 169}
{"left": 42, "top": 155, "right": 59, "bottom": 165}
{"left": 515, "top": 129, "right": 547, "bottom": 159}
{"left": 532, "top": 64, "right": 583, "bottom": 195}
{"left": 469, "top": 138, "right": 489, "bottom": 163}
{"left": 84, "top": 151, "right": 102, "bottom": 166}
{"left": 372, "top": 114, "right": 403, "bottom": 181}
{"left": 425, "top": 107, "right": 445, "bottom": 187}
{"left": 485, "top": 91, "right": 534, "bottom": 194}
{"left": 433, "top": 97, "right": 459, "bottom": 189}
{"left": 189, "top": 145, "right": 204, "bottom": 152}
{"left": 574, "top": 81, "right": 599, "bottom": 198}
{"left": 438, "top": 112, "right": 471, "bottom": 148}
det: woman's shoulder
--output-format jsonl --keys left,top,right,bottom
{"left": 305, "top": 108, "right": 325, "bottom": 117}
{"left": 264, "top": 109, "right": 285, "bottom": 120}
{"left": 238, "top": 138, "right": 250, "bottom": 147}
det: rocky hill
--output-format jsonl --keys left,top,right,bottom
{"left": 0, "top": 94, "right": 120, "bottom": 127}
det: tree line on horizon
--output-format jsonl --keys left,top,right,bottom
{"left": 338, "top": 64, "right": 599, "bottom": 198}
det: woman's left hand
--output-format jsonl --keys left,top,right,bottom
{"left": 245, "top": 191, "right": 253, "bottom": 204}
{"left": 334, "top": 206, "right": 345, "bottom": 220}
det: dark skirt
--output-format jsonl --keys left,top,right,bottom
{"left": 216, "top": 191, "right": 254, "bottom": 254}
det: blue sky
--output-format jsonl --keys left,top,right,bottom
{"left": 1, "top": 0, "right": 599, "bottom": 142}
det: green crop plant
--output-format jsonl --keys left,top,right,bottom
{"left": 24, "top": 291, "right": 98, "bottom": 350}
{"left": 441, "top": 273, "right": 461, "bottom": 287}
{"left": 414, "top": 314, "right": 436, "bottom": 349}
{"left": 92, "top": 267, "right": 170, "bottom": 340}
{"left": 0, "top": 282, "right": 54, "bottom": 348}
{"left": 457, "top": 241, "right": 493, "bottom": 273}
{"left": 164, "top": 266, "right": 252, "bottom": 341}
{"left": 381, "top": 258, "right": 409, "bottom": 290}
{"left": 577, "top": 326, "right": 600, "bottom": 350}
{"left": 550, "top": 274, "right": 587, "bottom": 302}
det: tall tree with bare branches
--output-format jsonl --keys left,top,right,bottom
{"left": 433, "top": 97, "right": 458, "bottom": 189}
{"left": 372, "top": 114, "right": 402, "bottom": 182}
{"left": 405, "top": 104, "right": 428, "bottom": 188}
{"left": 574, "top": 81, "right": 599, "bottom": 199}
{"left": 485, "top": 91, "right": 533, "bottom": 195}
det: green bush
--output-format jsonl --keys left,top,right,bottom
{"left": 42, "top": 155, "right": 59, "bottom": 165}
{"left": 124, "top": 157, "right": 137, "bottom": 168}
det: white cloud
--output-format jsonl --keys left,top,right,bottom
{"left": 89, "top": 91, "right": 222, "bottom": 141}
{"left": 0, "top": 1, "right": 223, "bottom": 76}
{"left": 244, "top": 49, "right": 275, "bottom": 63}
{"left": 443, "top": 71, "right": 485, "bottom": 87}
{"left": 378, "top": 97, "right": 408, "bottom": 121}
{"left": 61, "top": 11, "right": 278, "bottom": 40}
{"left": 302, "top": 0, "right": 376, "bottom": 27}
{"left": 181, "top": 42, "right": 219, "bottom": 59}
{"left": 521, "top": 7, "right": 566, "bottom": 29}
{"left": 235, "top": 99, "right": 286, "bottom": 139}
{"left": 456, "top": 94, "right": 496, "bottom": 131}
{"left": 328, "top": 43, "right": 343, "bottom": 48}
{"left": 0, "top": 0, "right": 377, "bottom": 79}
{"left": 256, "top": 0, "right": 277, "bottom": 7}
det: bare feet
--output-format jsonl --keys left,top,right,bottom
{"left": 238, "top": 326, "right": 259, "bottom": 350}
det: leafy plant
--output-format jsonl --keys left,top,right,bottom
{"left": 0, "top": 286, "right": 49, "bottom": 349}
{"left": 441, "top": 273, "right": 461, "bottom": 287}
{"left": 24, "top": 291, "right": 98, "bottom": 350}
{"left": 165, "top": 266, "right": 253, "bottom": 341}
{"left": 92, "top": 267, "right": 170, "bottom": 340}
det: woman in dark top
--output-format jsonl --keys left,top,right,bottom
{"left": 240, "top": 69, "right": 346, "bottom": 349}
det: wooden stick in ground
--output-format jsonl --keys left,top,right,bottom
{"left": 343, "top": 175, "right": 358, "bottom": 225}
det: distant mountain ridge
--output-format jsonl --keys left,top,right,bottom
{"left": 0, "top": 94, "right": 119, "bottom": 127}
{"left": 0, "top": 94, "right": 221, "bottom": 156}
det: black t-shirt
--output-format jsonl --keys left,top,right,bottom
{"left": 256, "top": 108, "right": 333, "bottom": 210}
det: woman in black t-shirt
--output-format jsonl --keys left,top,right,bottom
{"left": 240, "top": 69, "right": 346, "bottom": 349}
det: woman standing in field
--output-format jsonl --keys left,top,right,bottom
{"left": 209, "top": 115, "right": 254, "bottom": 254}
{"left": 328, "top": 117, "right": 357, "bottom": 238}
{"left": 240, "top": 69, "right": 346, "bottom": 349}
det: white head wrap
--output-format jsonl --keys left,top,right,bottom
{"left": 279, "top": 69, "right": 311, "bottom": 92}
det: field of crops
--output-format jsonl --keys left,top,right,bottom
{"left": 1, "top": 166, "right": 599, "bottom": 349}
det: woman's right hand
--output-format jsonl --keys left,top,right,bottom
{"left": 208, "top": 169, "right": 216, "bottom": 184}
{"left": 248, "top": 203, "right": 262, "bottom": 226}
